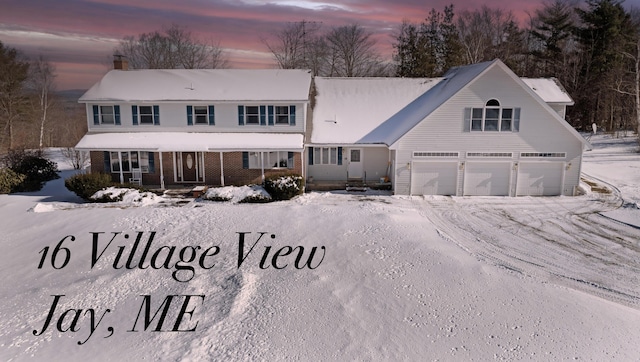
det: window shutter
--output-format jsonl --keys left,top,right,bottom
{"left": 238, "top": 106, "right": 245, "bottom": 126}
{"left": 260, "top": 105, "right": 266, "bottom": 126}
{"left": 290, "top": 105, "right": 296, "bottom": 126}
{"left": 93, "top": 105, "right": 100, "bottom": 125}
{"left": 463, "top": 108, "right": 471, "bottom": 132}
{"left": 132, "top": 105, "right": 138, "bottom": 125}
{"left": 268, "top": 105, "right": 274, "bottom": 125}
{"left": 287, "top": 152, "right": 294, "bottom": 169}
{"left": 513, "top": 108, "right": 520, "bottom": 132}
{"left": 242, "top": 152, "right": 249, "bottom": 169}
{"left": 103, "top": 151, "right": 111, "bottom": 172}
{"left": 337, "top": 147, "right": 343, "bottom": 165}
{"left": 208, "top": 105, "right": 215, "bottom": 125}
{"left": 114, "top": 105, "right": 121, "bottom": 125}
{"left": 187, "top": 106, "right": 193, "bottom": 126}
{"left": 153, "top": 105, "right": 160, "bottom": 125}
{"left": 308, "top": 147, "right": 314, "bottom": 165}
{"left": 148, "top": 152, "right": 155, "bottom": 173}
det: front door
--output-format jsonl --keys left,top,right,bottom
{"left": 347, "top": 148, "right": 363, "bottom": 179}
{"left": 181, "top": 152, "right": 198, "bottom": 182}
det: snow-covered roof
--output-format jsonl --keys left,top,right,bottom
{"left": 521, "top": 78, "right": 573, "bottom": 104}
{"left": 357, "top": 60, "right": 495, "bottom": 146}
{"left": 311, "top": 77, "right": 440, "bottom": 144}
{"left": 79, "top": 69, "right": 312, "bottom": 102}
{"left": 75, "top": 132, "right": 304, "bottom": 151}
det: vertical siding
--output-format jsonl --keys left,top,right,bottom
{"left": 394, "top": 66, "right": 583, "bottom": 195}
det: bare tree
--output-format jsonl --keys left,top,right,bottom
{"left": 115, "top": 24, "right": 228, "bottom": 69}
{"left": 457, "top": 6, "right": 520, "bottom": 65}
{"left": 325, "top": 24, "right": 387, "bottom": 77}
{"left": 28, "top": 56, "right": 56, "bottom": 148}
{"left": 263, "top": 21, "right": 326, "bottom": 74}
{"left": 0, "top": 41, "right": 29, "bottom": 151}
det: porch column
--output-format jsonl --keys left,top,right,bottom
{"left": 260, "top": 152, "right": 265, "bottom": 183}
{"left": 117, "top": 151, "right": 124, "bottom": 184}
{"left": 219, "top": 152, "right": 225, "bottom": 186}
{"left": 159, "top": 152, "right": 165, "bottom": 190}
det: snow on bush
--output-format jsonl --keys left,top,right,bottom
{"left": 263, "top": 173, "right": 304, "bottom": 200}
{"left": 90, "top": 187, "right": 160, "bottom": 205}
{"left": 202, "top": 185, "right": 272, "bottom": 203}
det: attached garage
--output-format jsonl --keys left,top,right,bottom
{"left": 411, "top": 162, "right": 458, "bottom": 195}
{"left": 463, "top": 162, "right": 512, "bottom": 196}
{"left": 516, "top": 162, "right": 564, "bottom": 196}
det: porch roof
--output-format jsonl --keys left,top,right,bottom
{"left": 75, "top": 132, "right": 304, "bottom": 152}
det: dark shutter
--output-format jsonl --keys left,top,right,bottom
{"left": 238, "top": 106, "right": 245, "bottom": 126}
{"left": 93, "top": 105, "right": 100, "bottom": 125}
{"left": 337, "top": 147, "right": 343, "bottom": 165}
{"left": 290, "top": 105, "right": 296, "bottom": 126}
{"left": 308, "top": 147, "right": 314, "bottom": 165}
{"left": 148, "top": 152, "right": 155, "bottom": 173}
{"left": 242, "top": 152, "right": 249, "bottom": 169}
{"left": 153, "top": 105, "right": 160, "bottom": 125}
{"left": 208, "top": 105, "right": 215, "bottom": 125}
{"left": 260, "top": 105, "right": 266, "bottom": 126}
{"left": 288, "top": 152, "right": 294, "bottom": 169}
{"left": 268, "top": 105, "right": 274, "bottom": 126}
{"left": 187, "top": 106, "right": 193, "bottom": 126}
{"left": 132, "top": 105, "right": 138, "bottom": 125}
{"left": 103, "top": 151, "right": 111, "bottom": 172}
{"left": 463, "top": 108, "right": 471, "bottom": 132}
{"left": 513, "top": 108, "right": 520, "bottom": 132}
{"left": 114, "top": 105, "right": 121, "bottom": 125}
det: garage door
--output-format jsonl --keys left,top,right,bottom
{"left": 463, "top": 162, "right": 511, "bottom": 196}
{"left": 411, "top": 162, "right": 458, "bottom": 195}
{"left": 517, "top": 162, "right": 564, "bottom": 196}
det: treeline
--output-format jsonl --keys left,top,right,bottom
{"left": 392, "top": 0, "right": 638, "bottom": 133}
{"left": 266, "top": 0, "right": 639, "bottom": 134}
{"left": 0, "top": 42, "right": 86, "bottom": 152}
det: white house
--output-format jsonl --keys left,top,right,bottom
{"left": 311, "top": 59, "right": 589, "bottom": 196}
{"left": 76, "top": 65, "right": 312, "bottom": 188}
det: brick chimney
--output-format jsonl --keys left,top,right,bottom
{"left": 113, "top": 54, "right": 128, "bottom": 70}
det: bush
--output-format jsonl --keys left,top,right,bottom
{"left": 239, "top": 194, "right": 272, "bottom": 203}
{"left": 65, "top": 173, "right": 114, "bottom": 200}
{"left": 0, "top": 168, "right": 26, "bottom": 194}
{"left": 3, "top": 150, "right": 59, "bottom": 192}
{"left": 263, "top": 173, "right": 304, "bottom": 201}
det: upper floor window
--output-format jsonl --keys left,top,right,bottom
{"left": 238, "top": 105, "right": 296, "bottom": 126}
{"left": 132, "top": 105, "right": 160, "bottom": 125}
{"left": 92, "top": 105, "right": 120, "bottom": 125}
{"left": 187, "top": 105, "right": 215, "bottom": 125}
{"left": 465, "top": 100, "right": 519, "bottom": 133}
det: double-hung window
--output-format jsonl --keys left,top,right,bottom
{"left": 238, "top": 105, "right": 296, "bottom": 126}
{"left": 275, "top": 106, "right": 290, "bottom": 124}
{"left": 132, "top": 105, "right": 160, "bottom": 125}
{"left": 466, "top": 99, "right": 519, "bottom": 132}
{"left": 246, "top": 106, "right": 260, "bottom": 125}
{"left": 92, "top": 105, "right": 120, "bottom": 125}
{"left": 187, "top": 105, "right": 215, "bottom": 125}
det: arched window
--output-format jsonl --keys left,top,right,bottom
{"left": 486, "top": 99, "right": 500, "bottom": 107}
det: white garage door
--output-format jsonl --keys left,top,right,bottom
{"left": 411, "top": 162, "right": 458, "bottom": 195}
{"left": 517, "top": 162, "right": 564, "bottom": 196}
{"left": 463, "top": 162, "right": 511, "bottom": 196}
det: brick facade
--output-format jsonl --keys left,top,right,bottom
{"left": 90, "top": 150, "right": 303, "bottom": 188}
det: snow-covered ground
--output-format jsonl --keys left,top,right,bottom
{"left": 1, "top": 136, "right": 639, "bottom": 361}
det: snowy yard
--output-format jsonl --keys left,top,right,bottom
{"left": 1, "top": 135, "right": 639, "bottom": 361}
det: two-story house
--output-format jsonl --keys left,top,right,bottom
{"left": 76, "top": 62, "right": 311, "bottom": 189}
{"left": 77, "top": 59, "right": 589, "bottom": 196}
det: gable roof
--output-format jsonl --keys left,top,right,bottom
{"left": 311, "top": 77, "right": 439, "bottom": 144}
{"left": 357, "top": 59, "right": 589, "bottom": 149}
{"left": 79, "top": 69, "right": 312, "bottom": 103}
{"left": 356, "top": 60, "right": 495, "bottom": 146}
{"left": 521, "top": 78, "right": 573, "bottom": 104}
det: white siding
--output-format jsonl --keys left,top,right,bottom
{"left": 393, "top": 65, "right": 583, "bottom": 196}
{"left": 86, "top": 102, "right": 306, "bottom": 133}
{"left": 307, "top": 146, "right": 388, "bottom": 181}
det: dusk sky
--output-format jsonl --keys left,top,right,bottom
{"left": 2, "top": 0, "right": 640, "bottom": 90}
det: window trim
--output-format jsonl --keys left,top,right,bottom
{"left": 92, "top": 105, "right": 120, "bottom": 125}
{"left": 465, "top": 102, "right": 519, "bottom": 133}
{"left": 132, "top": 105, "right": 160, "bottom": 126}
{"left": 187, "top": 105, "right": 215, "bottom": 126}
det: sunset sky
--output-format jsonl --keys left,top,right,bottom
{"left": 2, "top": 0, "right": 639, "bottom": 90}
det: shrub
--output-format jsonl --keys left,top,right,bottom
{"left": 0, "top": 168, "right": 26, "bottom": 194}
{"left": 239, "top": 194, "right": 272, "bottom": 203}
{"left": 65, "top": 173, "right": 114, "bottom": 200}
{"left": 263, "top": 173, "right": 304, "bottom": 200}
{"left": 3, "top": 150, "right": 59, "bottom": 192}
